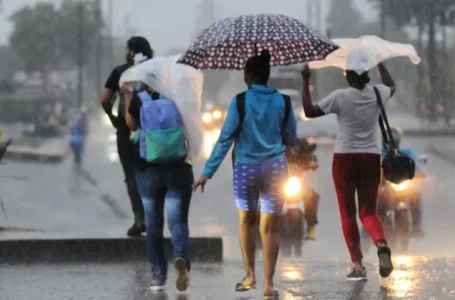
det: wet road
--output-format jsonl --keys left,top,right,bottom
{"left": 1, "top": 113, "right": 455, "bottom": 298}
{"left": 1, "top": 257, "right": 455, "bottom": 299}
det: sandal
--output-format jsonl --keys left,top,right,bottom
{"left": 235, "top": 278, "right": 256, "bottom": 292}
{"left": 264, "top": 290, "right": 279, "bottom": 299}
{"left": 378, "top": 246, "right": 394, "bottom": 278}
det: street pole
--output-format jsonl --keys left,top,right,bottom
{"left": 77, "top": 0, "right": 84, "bottom": 108}
{"left": 108, "top": 0, "right": 114, "bottom": 67}
{"left": 95, "top": 0, "right": 102, "bottom": 94}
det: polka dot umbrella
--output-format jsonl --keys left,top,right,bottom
{"left": 177, "top": 13, "right": 339, "bottom": 70}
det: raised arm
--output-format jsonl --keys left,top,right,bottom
{"left": 301, "top": 65, "right": 326, "bottom": 118}
{"left": 377, "top": 63, "right": 396, "bottom": 97}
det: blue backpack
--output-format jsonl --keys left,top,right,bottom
{"left": 137, "top": 91, "right": 187, "bottom": 163}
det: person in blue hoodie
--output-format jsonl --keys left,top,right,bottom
{"left": 193, "top": 50, "right": 297, "bottom": 299}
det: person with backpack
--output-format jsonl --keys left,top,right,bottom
{"left": 125, "top": 81, "right": 193, "bottom": 292}
{"left": 300, "top": 62, "right": 396, "bottom": 281}
{"left": 193, "top": 50, "right": 297, "bottom": 299}
{"left": 100, "top": 36, "right": 153, "bottom": 237}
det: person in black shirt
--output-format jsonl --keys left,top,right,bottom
{"left": 100, "top": 36, "right": 154, "bottom": 236}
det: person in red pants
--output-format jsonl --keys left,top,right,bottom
{"left": 300, "top": 62, "right": 395, "bottom": 281}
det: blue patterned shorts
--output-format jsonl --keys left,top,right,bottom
{"left": 233, "top": 157, "right": 288, "bottom": 215}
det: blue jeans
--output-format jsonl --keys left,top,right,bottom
{"left": 135, "top": 163, "right": 194, "bottom": 282}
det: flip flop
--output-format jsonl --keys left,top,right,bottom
{"left": 378, "top": 246, "right": 394, "bottom": 278}
{"left": 235, "top": 278, "right": 256, "bottom": 292}
{"left": 264, "top": 290, "right": 280, "bottom": 299}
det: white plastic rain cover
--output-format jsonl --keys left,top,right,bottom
{"left": 309, "top": 35, "right": 421, "bottom": 73}
{"left": 119, "top": 55, "right": 204, "bottom": 162}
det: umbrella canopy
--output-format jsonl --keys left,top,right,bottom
{"left": 119, "top": 56, "right": 204, "bottom": 162}
{"left": 309, "top": 35, "right": 421, "bottom": 74}
{"left": 178, "top": 14, "right": 339, "bottom": 70}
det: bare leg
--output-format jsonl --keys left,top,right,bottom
{"left": 238, "top": 210, "right": 257, "bottom": 287}
{"left": 259, "top": 212, "right": 281, "bottom": 295}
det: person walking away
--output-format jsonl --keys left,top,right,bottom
{"left": 125, "top": 83, "right": 193, "bottom": 292}
{"left": 69, "top": 111, "right": 87, "bottom": 168}
{"left": 193, "top": 50, "right": 297, "bottom": 299}
{"left": 301, "top": 62, "right": 395, "bottom": 280}
{"left": 100, "top": 36, "right": 153, "bottom": 236}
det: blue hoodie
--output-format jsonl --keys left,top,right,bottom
{"left": 202, "top": 84, "right": 297, "bottom": 178}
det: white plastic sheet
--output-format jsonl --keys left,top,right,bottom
{"left": 119, "top": 55, "right": 204, "bottom": 162}
{"left": 309, "top": 35, "right": 421, "bottom": 74}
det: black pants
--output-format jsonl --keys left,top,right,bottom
{"left": 303, "top": 188, "right": 319, "bottom": 227}
{"left": 117, "top": 135, "right": 144, "bottom": 220}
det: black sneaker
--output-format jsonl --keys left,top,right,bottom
{"left": 378, "top": 246, "right": 394, "bottom": 278}
{"left": 150, "top": 278, "right": 166, "bottom": 292}
{"left": 175, "top": 257, "right": 190, "bottom": 292}
{"left": 127, "top": 218, "right": 145, "bottom": 237}
{"left": 346, "top": 268, "right": 367, "bottom": 281}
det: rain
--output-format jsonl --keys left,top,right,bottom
{"left": 0, "top": 0, "right": 455, "bottom": 299}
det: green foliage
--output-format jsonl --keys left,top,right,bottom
{"left": 8, "top": 0, "right": 104, "bottom": 74}
{"left": 9, "top": 3, "right": 61, "bottom": 73}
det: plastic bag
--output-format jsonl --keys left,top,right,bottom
{"left": 309, "top": 35, "right": 421, "bottom": 73}
{"left": 119, "top": 55, "right": 203, "bottom": 162}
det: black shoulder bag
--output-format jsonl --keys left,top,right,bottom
{"left": 231, "top": 92, "right": 291, "bottom": 167}
{"left": 374, "top": 87, "right": 415, "bottom": 184}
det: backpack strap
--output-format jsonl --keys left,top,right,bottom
{"left": 281, "top": 94, "right": 291, "bottom": 144}
{"left": 137, "top": 91, "right": 152, "bottom": 104}
{"left": 231, "top": 92, "right": 247, "bottom": 167}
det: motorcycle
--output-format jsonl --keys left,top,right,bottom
{"left": 256, "top": 138, "right": 320, "bottom": 257}
{"left": 362, "top": 155, "right": 428, "bottom": 252}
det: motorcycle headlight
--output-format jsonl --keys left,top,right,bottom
{"left": 391, "top": 180, "right": 410, "bottom": 191}
{"left": 202, "top": 113, "right": 212, "bottom": 123}
{"left": 285, "top": 177, "right": 301, "bottom": 197}
{"left": 212, "top": 110, "right": 222, "bottom": 119}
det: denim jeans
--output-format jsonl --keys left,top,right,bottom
{"left": 135, "top": 163, "right": 194, "bottom": 282}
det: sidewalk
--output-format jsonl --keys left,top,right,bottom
{"left": 5, "top": 136, "right": 68, "bottom": 162}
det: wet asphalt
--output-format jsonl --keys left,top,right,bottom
{"left": 1, "top": 114, "right": 455, "bottom": 299}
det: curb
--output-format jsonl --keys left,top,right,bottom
{"left": 5, "top": 146, "right": 68, "bottom": 163}
{"left": 0, "top": 237, "right": 223, "bottom": 264}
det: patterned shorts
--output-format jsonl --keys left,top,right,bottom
{"left": 233, "top": 157, "right": 288, "bottom": 215}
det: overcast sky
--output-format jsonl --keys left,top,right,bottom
{"left": 0, "top": 0, "right": 377, "bottom": 54}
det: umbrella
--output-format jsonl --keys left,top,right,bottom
{"left": 308, "top": 35, "right": 421, "bottom": 73}
{"left": 118, "top": 56, "right": 204, "bottom": 162}
{"left": 177, "top": 14, "right": 339, "bottom": 70}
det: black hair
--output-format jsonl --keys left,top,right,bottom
{"left": 245, "top": 49, "right": 271, "bottom": 84}
{"left": 346, "top": 70, "right": 370, "bottom": 90}
{"left": 127, "top": 36, "right": 154, "bottom": 58}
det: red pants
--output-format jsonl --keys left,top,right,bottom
{"left": 332, "top": 153, "right": 386, "bottom": 262}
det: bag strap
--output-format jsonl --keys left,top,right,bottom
{"left": 137, "top": 91, "right": 152, "bottom": 104}
{"left": 373, "top": 86, "right": 397, "bottom": 151}
{"left": 231, "top": 92, "right": 247, "bottom": 167}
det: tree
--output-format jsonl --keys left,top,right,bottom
{"left": 193, "top": 0, "right": 230, "bottom": 103}
{"left": 57, "top": 0, "right": 103, "bottom": 68}
{"left": 0, "top": 45, "right": 21, "bottom": 77}
{"left": 326, "top": 0, "right": 364, "bottom": 38}
{"left": 369, "top": 0, "right": 455, "bottom": 120}
{"left": 9, "top": 3, "right": 61, "bottom": 92}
